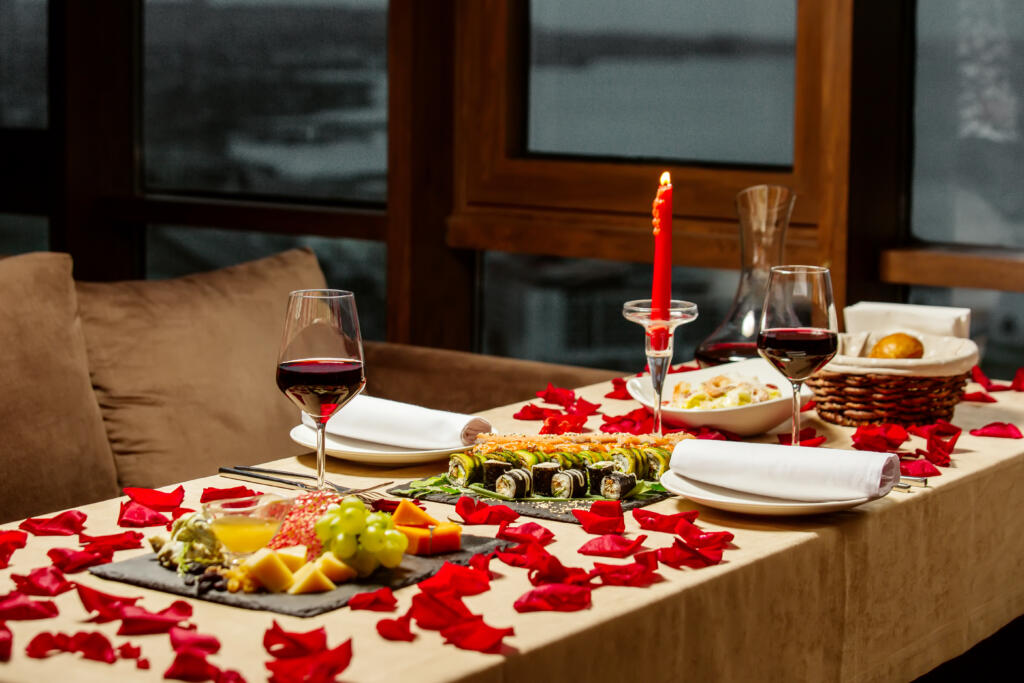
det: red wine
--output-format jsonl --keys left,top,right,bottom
{"left": 694, "top": 341, "right": 759, "bottom": 367}
{"left": 276, "top": 358, "right": 364, "bottom": 421}
{"left": 757, "top": 328, "right": 838, "bottom": 380}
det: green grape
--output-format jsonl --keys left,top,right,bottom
{"left": 335, "top": 506, "right": 367, "bottom": 535}
{"left": 325, "top": 502, "right": 341, "bottom": 513}
{"left": 332, "top": 532, "right": 358, "bottom": 559}
{"left": 314, "top": 514, "right": 338, "bottom": 545}
{"left": 382, "top": 529, "right": 408, "bottom": 553}
{"left": 364, "top": 512, "right": 391, "bottom": 529}
{"left": 349, "top": 548, "right": 380, "bottom": 577}
{"left": 360, "top": 524, "right": 386, "bottom": 552}
{"left": 339, "top": 496, "right": 366, "bottom": 512}
{"left": 377, "top": 547, "right": 403, "bottom": 569}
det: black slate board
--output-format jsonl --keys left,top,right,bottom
{"left": 89, "top": 535, "right": 506, "bottom": 618}
{"left": 387, "top": 487, "right": 674, "bottom": 524}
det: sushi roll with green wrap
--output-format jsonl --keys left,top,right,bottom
{"left": 512, "top": 449, "right": 547, "bottom": 468}
{"left": 609, "top": 446, "right": 648, "bottom": 477}
{"left": 495, "top": 469, "right": 532, "bottom": 498}
{"left": 551, "top": 468, "right": 587, "bottom": 498}
{"left": 600, "top": 471, "right": 637, "bottom": 500}
{"left": 643, "top": 446, "right": 671, "bottom": 479}
{"left": 447, "top": 452, "right": 484, "bottom": 487}
{"left": 586, "top": 461, "right": 615, "bottom": 496}
{"left": 483, "top": 460, "right": 513, "bottom": 490}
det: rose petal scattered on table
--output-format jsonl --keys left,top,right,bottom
{"left": 170, "top": 626, "right": 221, "bottom": 654}
{"left": 371, "top": 498, "right": 423, "bottom": 514}
{"left": 409, "top": 590, "right": 475, "bottom": 631}
{"left": 263, "top": 621, "right": 327, "bottom": 659}
{"left": 924, "top": 429, "right": 961, "bottom": 466}
{"left": 116, "top": 600, "right": 192, "bottom": 635}
{"left": 440, "top": 616, "right": 514, "bottom": 654}
{"left": 11, "top": 566, "right": 74, "bottom": 596}
{"left": 565, "top": 397, "right": 601, "bottom": 417}
{"left": 801, "top": 399, "right": 816, "bottom": 412}
{"left": 497, "top": 521, "right": 555, "bottom": 546}
{"left": 656, "top": 538, "right": 723, "bottom": 569}
{"left": 417, "top": 562, "right": 490, "bottom": 597}
{"left": 1012, "top": 368, "right": 1024, "bottom": 392}
{"left": 971, "top": 365, "right": 1011, "bottom": 392}
{"left": 376, "top": 613, "right": 415, "bottom": 642}
{"left": 469, "top": 551, "right": 495, "bottom": 577}
{"left": 347, "top": 587, "right": 398, "bottom": 612}
{"left": 265, "top": 639, "right": 351, "bottom": 683}
{"left": 199, "top": 486, "right": 260, "bottom": 503}
{"left": 578, "top": 534, "right": 647, "bottom": 558}
{"left": 164, "top": 646, "right": 221, "bottom": 682}
{"left": 25, "top": 632, "right": 69, "bottom": 659}
{"left": 962, "top": 391, "right": 997, "bottom": 403}
{"left": 18, "top": 510, "right": 87, "bottom": 537}
{"left": 0, "top": 591, "right": 59, "bottom": 621}
{"left": 852, "top": 423, "right": 909, "bottom": 451}
{"left": 690, "top": 426, "right": 731, "bottom": 441}
{"left": 536, "top": 383, "right": 576, "bottom": 407}
{"left": 540, "top": 413, "right": 588, "bottom": 435}
{"left": 600, "top": 407, "right": 653, "bottom": 435}
{"left": 494, "top": 543, "right": 533, "bottom": 568}
{"left": 604, "top": 377, "right": 631, "bottom": 399}
{"left": 687, "top": 530, "right": 735, "bottom": 551}
{"left": 217, "top": 669, "right": 246, "bottom": 683}
{"left": 79, "top": 530, "right": 144, "bottom": 554}
{"left": 514, "top": 584, "right": 592, "bottom": 613}
{"left": 0, "top": 622, "right": 12, "bottom": 662}
{"left": 0, "top": 529, "right": 28, "bottom": 569}
{"left": 118, "top": 642, "right": 143, "bottom": 660}
{"left": 76, "top": 583, "right": 141, "bottom": 622}
{"left": 572, "top": 500, "right": 625, "bottom": 535}
{"left": 512, "top": 403, "right": 562, "bottom": 421}
{"left": 590, "top": 561, "right": 661, "bottom": 587}
{"left": 969, "top": 422, "right": 1023, "bottom": 439}
{"left": 117, "top": 500, "right": 170, "bottom": 528}
{"left": 777, "top": 427, "right": 827, "bottom": 447}
{"left": 900, "top": 459, "right": 941, "bottom": 477}
{"left": 47, "top": 546, "right": 113, "bottom": 573}
{"left": 631, "top": 508, "right": 699, "bottom": 534}
{"left": 524, "top": 546, "right": 591, "bottom": 587}
{"left": 455, "top": 497, "right": 519, "bottom": 525}
{"left": 908, "top": 419, "right": 961, "bottom": 440}
{"left": 71, "top": 631, "right": 118, "bottom": 663}
{"left": 123, "top": 485, "right": 185, "bottom": 511}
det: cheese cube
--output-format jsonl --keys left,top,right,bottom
{"left": 396, "top": 522, "right": 462, "bottom": 555}
{"left": 287, "top": 563, "right": 337, "bottom": 594}
{"left": 242, "top": 548, "right": 294, "bottom": 593}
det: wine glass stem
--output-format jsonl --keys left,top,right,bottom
{"left": 648, "top": 354, "right": 671, "bottom": 435}
{"left": 315, "top": 420, "right": 328, "bottom": 490}
{"left": 790, "top": 381, "right": 802, "bottom": 446}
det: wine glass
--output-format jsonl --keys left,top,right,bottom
{"left": 277, "top": 289, "right": 365, "bottom": 490}
{"left": 757, "top": 266, "right": 838, "bottom": 446}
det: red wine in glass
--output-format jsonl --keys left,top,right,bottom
{"left": 276, "top": 358, "right": 364, "bottom": 422}
{"left": 757, "top": 328, "right": 838, "bottom": 381}
{"left": 694, "top": 341, "right": 759, "bottom": 367}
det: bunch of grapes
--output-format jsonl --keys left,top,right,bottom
{"left": 314, "top": 497, "right": 409, "bottom": 577}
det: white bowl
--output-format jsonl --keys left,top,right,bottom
{"left": 626, "top": 357, "right": 813, "bottom": 436}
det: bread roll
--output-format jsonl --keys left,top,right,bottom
{"left": 869, "top": 333, "right": 924, "bottom": 359}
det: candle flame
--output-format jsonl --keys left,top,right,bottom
{"left": 659, "top": 171, "right": 671, "bottom": 186}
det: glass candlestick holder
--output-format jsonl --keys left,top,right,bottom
{"left": 623, "top": 299, "right": 698, "bottom": 434}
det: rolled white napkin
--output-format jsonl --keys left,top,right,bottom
{"left": 669, "top": 439, "right": 900, "bottom": 502}
{"left": 844, "top": 301, "right": 970, "bottom": 338}
{"left": 301, "top": 395, "right": 492, "bottom": 450}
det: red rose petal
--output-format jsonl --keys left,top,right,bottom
{"left": 969, "top": 422, "right": 1023, "bottom": 439}
{"left": 164, "top": 647, "right": 220, "bottom": 682}
{"left": 440, "top": 616, "right": 514, "bottom": 654}
{"left": 540, "top": 413, "right": 588, "bottom": 435}
{"left": 454, "top": 497, "right": 520, "bottom": 525}
{"left": 138, "top": 657, "right": 151, "bottom": 669}
{"left": 216, "top": 669, "right": 246, "bottom": 683}
{"left": 514, "top": 584, "right": 592, "bottom": 613}
{"left": 48, "top": 546, "right": 113, "bottom": 573}
{"left": 76, "top": 583, "right": 141, "bottom": 622}
{"left": 494, "top": 542, "right": 533, "bottom": 568}
{"left": 123, "top": 485, "right": 185, "bottom": 511}
{"left": 900, "top": 459, "right": 941, "bottom": 477}
{"left": 79, "top": 530, "right": 144, "bottom": 553}
{"left": 971, "top": 365, "right": 1011, "bottom": 392}
{"left": 631, "top": 508, "right": 699, "bottom": 534}
{"left": 604, "top": 377, "right": 632, "bottom": 399}
{"left": 571, "top": 501, "right": 625, "bottom": 534}
{"left": 962, "top": 391, "right": 997, "bottom": 403}
{"left": 265, "top": 639, "right": 351, "bottom": 683}
{"left": 1012, "top": 368, "right": 1024, "bottom": 392}
{"left": 116, "top": 600, "right": 192, "bottom": 635}
{"left": 523, "top": 545, "right": 591, "bottom": 587}
{"left": 118, "top": 642, "right": 143, "bottom": 659}
{"left": 566, "top": 397, "right": 601, "bottom": 417}
{"left": 25, "top": 632, "right": 69, "bottom": 658}
{"left": 469, "top": 552, "right": 494, "bottom": 577}
{"left": 536, "top": 383, "right": 576, "bottom": 407}
{"left": 70, "top": 631, "right": 117, "bottom": 663}
{"left": 590, "top": 561, "right": 661, "bottom": 587}
{"left": 347, "top": 587, "right": 398, "bottom": 612}
{"left": 417, "top": 562, "right": 491, "bottom": 596}
{"left": 852, "top": 423, "right": 909, "bottom": 451}
{"left": 801, "top": 399, "right": 816, "bottom": 412}
{"left": 656, "top": 537, "right": 723, "bottom": 569}
{"left": 11, "top": 566, "right": 74, "bottom": 596}
{"left": 497, "top": 521, "right": 555, "bottom": 546}
{"left": 199, "top": 486, "right": 259, "bottom": 503}
{"left": 600, "top": 407, "right": 653, "bottom": 435}
{"left": 776, "top": 427, "right": 827, "bottom": 447}
{"left": 578, "top": 534, "right": 647, "bottom": 558}
{"left": 170, "top": 626, "right": 221, "bottom": 654}
{"left": 370, "top": 498, "right": 424, "bottom": 514}
{"left": 263, "top": 620, "right": 327, "bottom": 659}
{"left": 0, "top": 530, "right": 29, "bottom": 569}
{"left": 512, "top": 403, "right": 562, "bottom": 420}
{"left": 0, "top": 591, "right": 59, "bottom": 620}
{"left": 18, "top": 510, "right": 87, "bottom": 536}
{"left": 376, "top": 613, "right": 415, "bottom": 642}
{"left": 117, "top": 500, "right": 170, "bottom": 528}
{"left": 409, "top": 591, "right": 475, "bottom": 631}
{"left": 0, "top": 622, "right": 11, "bottom": 662}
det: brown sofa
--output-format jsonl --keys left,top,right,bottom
{"left": 0, "top": 249, "right": 619, "bottom": 523}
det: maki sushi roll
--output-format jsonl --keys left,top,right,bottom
{"left": 586, "top": 461, "right": 615, "bottom": 496}
{"left": 551, "top": 468, "right": 587, "bottom": 498}
{"left": 483, "top": 460, "right": 513, "bottom": 490}
{"left": 643, "top": 446, "right": 671, "bottom": 480}
{"left": 531, "top": 462, "right": 561, "bottom": 497}
{"left": 448, "top": 452, "right": 484, "bottom": 487}
{"left": 495, "top": 469, "right": 532, "bottom": 499}
{"left": 610, "top": 447, "right": 648, "bottom": 478}
{"left": 600, "top": 471, "right": 638, "bottom": 500}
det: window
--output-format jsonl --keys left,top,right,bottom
{"left": 0, "top": 214, "right": 48, "bottom": 255}
{"left": 0, "top": 0, "right": 47, "bottom": 128}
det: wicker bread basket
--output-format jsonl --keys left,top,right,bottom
{"left": 805, "top": 331, "right": 978, "bottom": 427}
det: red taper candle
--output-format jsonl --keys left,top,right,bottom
{"left": 651, "top": 171, "right": 673, "bottom": 320}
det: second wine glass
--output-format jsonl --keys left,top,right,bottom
{"left": 757, "top": 266, "right": 838, "bottom": 446}
{"left": 276, "top": 289, "right": 365, "bottom": 490}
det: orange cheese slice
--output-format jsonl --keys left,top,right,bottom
{"left": 391, "top": 499, "right": 440, "bottom": 527}
{"left": 396, "top": 522, "right": 462, "bottom": 556}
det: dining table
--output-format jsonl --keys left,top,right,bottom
{"left": 2, "top": 374, "right": 1022, "bottom": 683}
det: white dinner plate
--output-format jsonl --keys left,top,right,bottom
{"left": 288, "top": 425, "right": 467, "bottom": 465}
{"left": 659, "top": 470, "right": 871, "bottom": 516}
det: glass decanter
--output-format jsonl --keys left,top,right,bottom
{"left": 694, "top": 184, "right": 795, "bottom": 367}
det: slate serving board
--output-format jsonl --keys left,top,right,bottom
{"left": 89, "top": 535, "right": 507, "bottom": 618}
{"left": 387, "top": 487, "right": 673, "bottom": 524}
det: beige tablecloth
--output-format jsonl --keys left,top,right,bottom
{"left": 2, "top": 379, "right": 1023, "bottom": 682}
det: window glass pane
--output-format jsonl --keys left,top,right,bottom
{"left": 0, "top": 0, "right": 47, "bottom": 128}
{"left": 143, "top": 0, "right": 388, "bottom": 203}
{"left": 147, "top": 226, "right": 387, "bottom": 341}
{"left": 480, "top": 252, "right": 739, "bottom": 372}
{"left": 908, "top": 285, "right": 1020, "bottom": 380}
{"left": 0, "top": 213, "right": 48, "bottom": 254}
{"left": 914, "top": 0, "right": 1024, "bottom": 246}
{"left": 527, "top": 0, "right": 795, "bottom": 166}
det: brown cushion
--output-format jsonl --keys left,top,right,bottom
{"left": 362, "top": 341, "right": 621, "bottom": 414}
{"left": 0, "top": 253, "right": 120, "bottom": 523}
{"left": 76, "top": 248, "right": 326, "bottom": 489}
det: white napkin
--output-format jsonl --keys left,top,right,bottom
{"left": 844, "top": 301, "right": 971, "bottom": 338}
{"left": 669, "top": 440, "right": 900, "bottom": 502}
{"left": 301, "top": 395, "right": 492, "bottom": 450}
